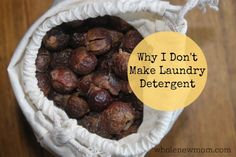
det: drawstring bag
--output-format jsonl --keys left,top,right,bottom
{"left": 8, "top": 0, "right": 218, "bottom": 156}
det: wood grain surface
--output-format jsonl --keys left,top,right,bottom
{"left": 0, "top": 0, "right": 235, "bottom": 157}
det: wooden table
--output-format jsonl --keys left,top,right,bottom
{"left": 0, "top": 0, "right": 235, "bottom": 157}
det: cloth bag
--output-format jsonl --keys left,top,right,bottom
{"left": 8, "top": 0, "right": 218, "bottom": 156}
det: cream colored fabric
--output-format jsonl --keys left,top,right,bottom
{"left": 8, "top": 0, "right": 218, "bottom": 156}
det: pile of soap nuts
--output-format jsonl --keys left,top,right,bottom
{"left": 35, "top": 16, "right": 143, "bottom": 140}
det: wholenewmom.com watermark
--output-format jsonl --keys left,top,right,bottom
{"left": 154, "top": 146, "right": 231, "bottom": 154}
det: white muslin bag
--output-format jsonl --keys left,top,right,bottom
{"left": 8, "top": 0, "right": 218, "bottom": 156}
